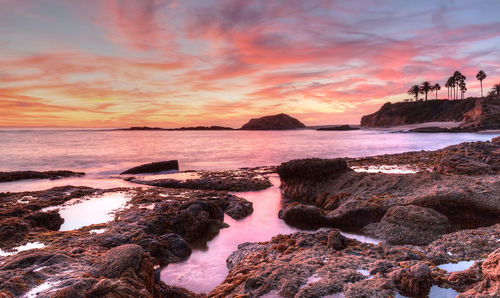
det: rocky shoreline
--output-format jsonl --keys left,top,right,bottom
{"left": 0, "top": 138, "right": 499, "bottom": 297}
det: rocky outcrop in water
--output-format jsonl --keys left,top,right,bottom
{"left": 278, "top": 139, "right": 500, "bottom": 239}
{"left": 360, "top": 99, "right": 476, "bottom": 127}
{"left": 121, "top": 160, "right": 179, "bottom": 174}
{"left": 241, "top": 113, "right": 306, "bottom": 130}
{"left": 0, "top": 170, "right": 84, "bottom": 183}
{"left": 125, "top": 169, "right": 272, "bottom": 192}
{"left": 316, "top": 125, "right": 360, "bottom": 131}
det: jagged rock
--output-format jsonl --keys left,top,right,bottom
{"left": 121, "top": 160, "right": 179, "bottom": 174}
{"left": 241, "top": 113, "right": 306, "bottom": 130}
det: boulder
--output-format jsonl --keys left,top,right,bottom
{"left": 278, "top": 158, "right": 349, "bottom": 182}
{"left": 364, "top": 205, "right": 451, "bottom": 245}
{"left": 121, "top": 160, "right": 179, "bottom": 174}
{"left": 241, "top": 113, "right": 306, "bottom": 130}
{"left": 436, "top": 153, "right": 492, "bottom": 175}
{"left": 95, "top": 244, "right": 143, "bottom": 278}
{"left": 278, "top": 204, "right": 326, "bottom": 228}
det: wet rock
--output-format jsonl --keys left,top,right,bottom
{"left": 213, "top": 194, "right": 253, "bottom": 219}
{"left": 0, "top": 170, "right": 84, "bottom": 182}
{"left": 240, "top": 113, "right": 305, "bottom": 130}
{"left": 95, "top": 244, "right": 143, "bottom": 278}
{"left": 26, "top": 210, "right": 64, "bottom": 231}
{"left": 278, "top": 204, "right": 326, "bottom": 228}
{"left": 437, "top": 153, "right": 492, "bottom": 175}
{"left": 364, "top": 205, "right": 451, "bottom": 245}
{"left": 390, "top": 263, "right": 432, "bottom": 297}
{"left": 121, "top": 160, "right": 179, "bottom": 174}
{"left": 162, "top": 234, "right": 191, "bottom": 260}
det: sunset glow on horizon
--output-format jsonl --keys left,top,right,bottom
{"left": 1, "top": 0, "right": 500, "bottom": 128}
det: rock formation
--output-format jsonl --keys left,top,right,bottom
{"left": 241, "top": 113, "right": 306, "bottom": 130}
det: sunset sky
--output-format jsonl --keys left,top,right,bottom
{"left": 1, "top": 0, "right": 500, "bottom": 128}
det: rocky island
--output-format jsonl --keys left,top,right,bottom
{"left": 240, "top": 113, "right": 306, "bottom": 130}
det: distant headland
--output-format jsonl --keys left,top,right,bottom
{"left": 361, "top": 97, "right": 500, "bottom": 131}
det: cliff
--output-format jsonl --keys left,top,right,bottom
{"left": 460, "top": 98, "right": 500, "bottom": 130}
{"left": 241, "top": 113, "right": 306, "bottom": 130}
{"left": 360, "top": 99, "right": 476, "bottom": 127}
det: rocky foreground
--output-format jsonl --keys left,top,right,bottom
{"left": 212, "top": 137, "right": 499, "bottom": 297}
{"left": 0, "top": 138, "right": 499, "bottom": 297}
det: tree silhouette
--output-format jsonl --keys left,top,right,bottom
{"left": 492, "top": 84, "right": 500, "bottom": 99}
{"left": 459, "top": 81, "right": 467, "bottom": 99}
{"left": 452, "top": 71, "right": 466, "bottom": 100}
{"left": 432, "top": 83, "right": 441, "bottom": 100}
{"left": 476, "top": 70, "right": 487, "bottom": 98}
{"left": 408, "top": 85, "right": 422, "bottom": 101}
{"left": 420, "top": 81, "right": 433, "bottom": 101}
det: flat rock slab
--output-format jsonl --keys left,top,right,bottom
{"left": 0, "top": 170, "right": 84, "bottom": 183}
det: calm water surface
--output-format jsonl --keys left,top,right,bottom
{"left": 1, "top": 129, "right": 498, "bottom": 176}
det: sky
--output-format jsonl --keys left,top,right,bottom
{"left": 1, "top": 0, "right": 500, "bottom": 128}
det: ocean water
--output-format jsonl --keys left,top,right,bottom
{"left": 0, "top": 128, "right": 498, "bottom": 176}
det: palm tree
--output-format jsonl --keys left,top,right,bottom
{"left": 432, "top": 83, "right": 441, "bottom": 100}
{"left": 445, "top": 77, "right": 454, "bottom": 100}
{"left": 459, "top": 81, "right": 467, "bottom": 99}
{"left": 452, "top": 71, "right": 466, "bottom": 100}
{"left": 408, "top": 85, "right": 422, "bottom": 101}
{"left": 476, "top": 70, "right": 487, "bottom": 98}
{"left": 447, "top": 76, "right": 456, "bottom": 100}
{"left": 421, "top": 81, "right": 433, "bottom": 101}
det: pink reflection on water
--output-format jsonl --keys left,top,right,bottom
{"left": 0, "top": 176, "right": 142, "bottom": 193}
{"left": 160, "top": 174, "right": 301, "bottom": 294}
